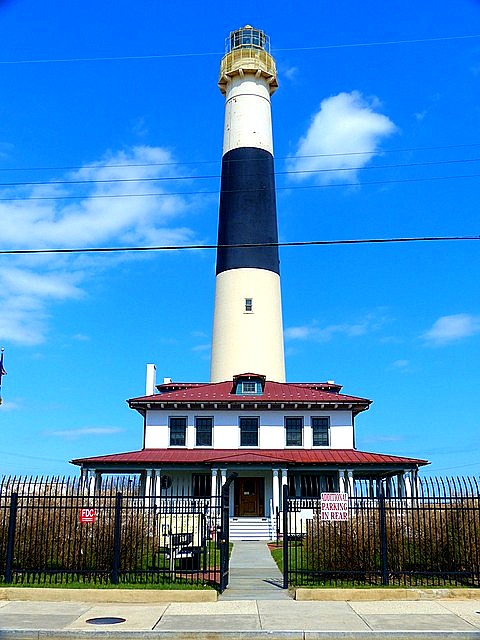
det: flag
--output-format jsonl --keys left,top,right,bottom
{"left": 0, "top": 348, "right": 6, "bottom": 405}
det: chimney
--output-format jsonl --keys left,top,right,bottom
{"left": 145, "top": 364, "right": 156, "bottom": 395}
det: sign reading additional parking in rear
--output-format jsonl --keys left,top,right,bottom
{"left": 320, "top": 492, "right": 349, "bottom": 521}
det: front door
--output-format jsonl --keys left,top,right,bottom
{"left": 236, "top": 477, "right": 264, "bottom": 516}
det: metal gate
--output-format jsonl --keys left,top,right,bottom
{"left": 218, "top": 472, "right": 237, "bottom": 592}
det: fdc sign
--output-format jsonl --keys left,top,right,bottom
{"left": 320, "top": 492, "right": 349, "bottom": 521}
{"left": 79, "top": 508, "right": 96, "bottom": 523}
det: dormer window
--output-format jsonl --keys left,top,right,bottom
{"left": 237, "top": 380, "right": 262, "bottom": 395}
{"left": 241, "top": 381, "right": 258, "bottom": 394}
{"left": 233, "top": 374, "right": 266, "bottom": 396}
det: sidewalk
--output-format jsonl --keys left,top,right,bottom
{"left": 1, "top": 597, "right": 480, "bottom": 638}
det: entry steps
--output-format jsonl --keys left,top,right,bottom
{"left": 229, "top": 516, "right": 273, "bottom": 541}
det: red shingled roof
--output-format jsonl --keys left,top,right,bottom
{"left": 129, "top": 380, "right": 370, "bottom": 406}
{"left": 72, "top": 448, "right": 428, "bottom": 467}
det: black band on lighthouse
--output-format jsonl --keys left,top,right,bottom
{"left": 216, "top": 147, "right": 280, "bottom": 276}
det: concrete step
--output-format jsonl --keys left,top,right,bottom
{"left": 229, "top": 517, "right": 273, "bottom": 541}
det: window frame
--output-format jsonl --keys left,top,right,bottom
{"left": 195, "top": 416, "right": 213, "bottom": 447}
{"left": 285, "top": 416, "right": 303, "bottom": 447}
{"left": 169, "top": 416, "right": 187, "bottom": 447}
{"left": 312, "top": 416, "right": 330, "bottom": 447}
{"left": 239, "top": 416, "right": 259, "bottom": 447}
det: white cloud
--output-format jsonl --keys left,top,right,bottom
{"left": 391, "top": 359, "right": 410, "bottom": 369}
{"left": 285, "top": 314, "right": 385, "bottom": 342}
{"left": 423, "top": 313, "right": 480, "bottom": 346}
{"left": 0, "top": 146, "right": 199, "bottom": 345}
{"left": 288, "top": 91, "right": 397, "bottom": 184}
{"left": 48, "top": 427, "right": 124, "bottom": 439}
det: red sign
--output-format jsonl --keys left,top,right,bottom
{"left": 79, "top": 508, "right": 96, "bottom": 523}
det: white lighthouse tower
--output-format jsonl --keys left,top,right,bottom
{"left": 210, "top": 26, "right": 286, "bottom": 383}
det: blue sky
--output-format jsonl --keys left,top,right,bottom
{"left": 0, "top": 0, "right": 479, "bottom": 477}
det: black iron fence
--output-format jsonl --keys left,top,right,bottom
{"left": 283, "top": 476, "right": 480, "bottom": 588}
{"left": 0, "top": 476, "right": 222, "bottom": 588}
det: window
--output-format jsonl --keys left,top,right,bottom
{"left": 285, "top": 417, "right": 303, "bottom": 446}
{"left": 235, "top": 379, "right": 263, "bottom": 395}
{"left": 169, "top": 417, "right": 187, "bottom": 446}
{"left": 312, "top": 417, "right": 330, "bottom": 446}
{"left": 192, "top": 473, "right": 211, "bottom": 497}
{"left": 245, "top": 298, "right": 253, "bottom": 312}
{"left": 195, "top": 417, "right": 213, "bottom": 447}
{"left": 240, "top": 417, "right": 259, "bottom": 446}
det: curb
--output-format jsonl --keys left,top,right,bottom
{"left": 295, "top": 589, "right": 480, "bottom": 601}
{"left": 0, "top": 588, "right": 217, "bottom": 603}
{"left": 0, "top": 632, "right": 479, "bottom": 640}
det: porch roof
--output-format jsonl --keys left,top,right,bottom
{"left": 71, "top": 448, "right": 428, "bottom": 468}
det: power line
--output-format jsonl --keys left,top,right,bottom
{"left": 0, "top": 235, "right": 478, "bottom": 256}
{"left": 275, "top": 33, "right": 480, "bottom": 52}
{"left": 2, "top": 142, "right": 480, "bottom": 174}
{"left": 1, "top": 34, "right": 479, "bottom": 65}
{"left": 2, "top": 156, "right": 480, "bottom": 189}
{"left": 2, "top": 172, "right": 480, "bottom": 202}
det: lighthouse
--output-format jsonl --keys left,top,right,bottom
{"left": 210, "top": 26, "right": 286, "bottom": 383}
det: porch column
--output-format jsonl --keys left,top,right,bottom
{"left": 80, "top": 468, "right": 89, "bottom": 494}
{"left": 220, "top": 468, "right": 227, "bottom": 487}
{"left": 211, "top": 468, "right": 219, "bottom": 497}
{"left": 272, "top": 468, "right": 280, "bottom": 515}
{"left": 347, "top": 470, "right": 354, "bottom": 496}
{"left": 144, "top": 469, "right": 153, "bottom": 506}
{"left": 88, "top": 470, "right": 102, "bottom": 495}
{"left": 154, "top": 469, "right": 162, "bottom": 508}
{"left": 397, "top": 472, "right": 406, "bottom": 497}
{"left": 280, "top": 468, "right": 288, "bottom": 509}
{"left": 403, "top": 469, "right": 412, "bottom": 499}
{"left": 338, "top": 469, "right": 346, "bottom": 493}
{"left": 386, "top": 476, "right": 393, "bottom": 498}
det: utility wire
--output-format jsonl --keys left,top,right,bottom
{"left": 2, "top": 172, "right": 480, "bottom": 202}
{"left": 2, "top": 142, "right": 480, "bottom": 174}
{"left": 0, "top": 235, "right": 478, "bottom": 256}
{"left": 1, "top": 34, "right": 479, "bottom": 65}
{"left": 2, "top": 156, "right": 480, "bottom": 188}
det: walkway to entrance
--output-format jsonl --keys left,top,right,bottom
{"left": 220, "top": 541, "right": 290, "bottom": 600}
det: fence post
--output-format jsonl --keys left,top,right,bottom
{"left": 282, "top": 484, "right": 289, "bottom": 589}
{"left": 378, "top": 486, "right": 389, "bottom": 586}
{"left": 5, "top": 492, "right": 18, "bottom": 584}
{"left": 111, "top": 491, "right": 122, "bottom": 585}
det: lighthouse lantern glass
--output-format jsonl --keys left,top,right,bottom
{"left": 228, "top": 27, "right": 269, "bottom": 53}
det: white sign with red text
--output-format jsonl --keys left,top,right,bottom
{"left": 320, "top": 492, "right": 349, "bottom": 521}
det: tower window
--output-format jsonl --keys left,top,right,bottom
{"left": 245, "top": 298, "right": 253, "bottom": 312}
